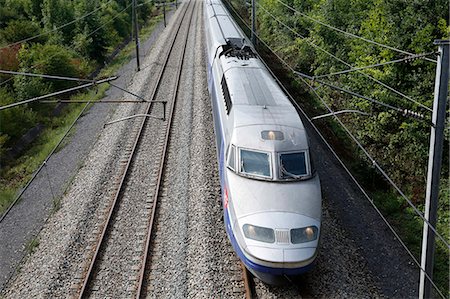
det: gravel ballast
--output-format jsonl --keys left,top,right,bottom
{"left": 1, "top": 6, "right": 182, "bottom": 298}
{"left": 2, "top": 0, "right": 419, "bottom": 297}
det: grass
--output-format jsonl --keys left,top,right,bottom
{"left": 25, "top": 237, "right": 39, "bottom": 255}
{"left": 0, "top": 102, "right": 86, "bottom": 214}
{"left": 0, "top": 188, "right": 15, "bottom": 213}
{"left": 0, "top": 14, "right": 165, "bottom": 216}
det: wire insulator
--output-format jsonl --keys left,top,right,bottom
{"left": 402, "top": 109, "right": 425, "bottom": 119}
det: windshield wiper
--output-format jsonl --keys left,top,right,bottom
{"left": 281, "top": 164, "right": 302, "bottom": 179}
{"left": 240, "top": 160, "right": 246, "bottom": 172}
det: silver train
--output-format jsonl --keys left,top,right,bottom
{"left": 204, "top": 0, "right": 322, "bottom": 284}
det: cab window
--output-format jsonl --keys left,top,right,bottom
{"left": 227, "top": 145, "right": 236, "bottom": 171}
{"left": 240, "top": 149, "right": 271, "bottom": 178}
{"left": 279, "top": 152, "right": 308, "bottom": 179}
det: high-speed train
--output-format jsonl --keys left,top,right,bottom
{"left": 204, "top": 0, "right": 322, "bottom": 284}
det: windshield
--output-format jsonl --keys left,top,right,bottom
{"left": 240, "top": 149, "right": 271, "bottom": 178}
{"left": 280, "top": 152, "right": 307, "bottom": 179}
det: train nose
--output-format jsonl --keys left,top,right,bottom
{"left": 245, "top": 245, "right": 317, "bottom": 265}
{"left": 237, "top": 212, "right": 320, "bottom": 267}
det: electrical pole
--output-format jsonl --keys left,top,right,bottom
{"left": 251, "top": 0, "right": 256, "bottom": 45}
{"left": 419, "top": 39, "right": 449, "bottom": 299}
{"left": 163, "top": 1, "right": 166, "bottom": 27}
{"left": 132, "top": 0, "right": 140, "bottom": 71}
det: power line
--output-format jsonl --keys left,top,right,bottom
{"left": 0, "top": 70, "right": 94, "bottom": 83}
{"left": 0, "top": 77, "right": 14, "bottom": 87}
{"left": 0, "top": 0, "right": 115, "bottom": 50}
{"left": 273, "top": 0, "right": 437, "bottom": 64}
{"left": 0, "top": 77, "right": 117, "bottom": 110}
{"left": 257, "top": 3, "right": 433, "bottom": 112}
{"left": 86, "top": 2, "right": 133, "bottom": 39}
{"left": 225, "top": 0, "right": 449, "bottom": 249}
{"left": 294, "top": 71, "right": 427, "bottom": 121}
{"left": 0, "top": 100, "right": 92, "bottom": 223}
{"left": 224, "top": 4, "right": 447, "bottom": 296}
{"left": 108, "top": 82, "right": 147, "bottom": 101}
{"left": 314, "top": 52, "right": 436, "bottom": 79}
{"left": 297, "top": 73, "right": 449, "bottom": 249}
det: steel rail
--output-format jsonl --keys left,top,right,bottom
{"left": 135, "top": 0, "right": 197, "bottom": 297}
{"left": 241, "top": 262, "right": 256, "bottom": 299}
{"left": 77, "top": 2, "right": 192, "bottom": 297}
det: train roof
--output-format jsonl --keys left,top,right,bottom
{"left": 206, "top": 0, "right": 309, "bottom": 151}
{"left": 232, "top": 108, "right": 308, "bottom": 152}
{"left": 222, "top": 56, "right": 309, "bottom": 150}
{"left": 205, "top": 0, "right": 243, "bottom": 45}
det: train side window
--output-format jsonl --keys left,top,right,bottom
{"left": 227, "top": 144, "right": 236, "bottom": 171}
{"left": 221, "top": 75, "right": 232, "bottom": 114}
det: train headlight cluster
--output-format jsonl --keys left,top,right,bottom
{"left": 290, "top": 226, "right": 318, "bottom": 243}
{"left": 243, "top": 224, "right": 275, "bottom": 243}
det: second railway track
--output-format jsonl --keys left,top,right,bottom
{"left": 76, "top": 1, "right": 197, "bottom": 297}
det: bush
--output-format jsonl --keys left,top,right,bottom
{"left": 15, "top": 43, "right": 89, "bottom": 98}
{"left": 0, "top": 88, "right": 37, "bottom": 150}
{"left": 0, "top": 20, "right": 45, "bottom": 44}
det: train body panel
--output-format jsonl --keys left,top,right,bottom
{"left": 204, "top": 0, "right": 322, "bottom": 284}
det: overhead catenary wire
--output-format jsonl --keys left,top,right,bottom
{"left": 297, "top": 73, "right": 449, "bottom": 249}
{"left": 0, "top": 0, "right": 116, "bottom": 50}
{"left": 0, "top": 99, "right": 92, "bottom": 223}
{"left": 314, "top": 52, "right": 436, "bottom": 79}
{"left": 0, "top": 77, "right": 117, "bottom": 110}
{"left": 290, "top": 80, "right": 446, "bottom": 299}
{"left": 273, "top": 0, "right": 437, "bottom": 64}
{"left": 257, "top": 3, "right": 433, "bottom": 112}
{"left": 294, "top": 71, "right": 428, "bottom": 121}
{"left": 0, "top": 77, "right": 14, "bottom": 87}
{"left": 225, "top": 0, "right": 448, "bottom": 247}
{"left": 85, "top": 2, "right": 133, "bottom": 39}
{"left": 108, "top": 82, "right": 147, "bottom": 101}
{"left": 259, "top": 27, "right": 448, "bottom": 248}
{"left": 222, "top": 3, "right": 447, "bottom": 296}
{"left": 0, "top": 70, "right": 95, "bottom": 83}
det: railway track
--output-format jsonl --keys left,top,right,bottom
{"left": 242, "top": 263, "right": 256, "bottom": 299}
{"left": 75, "top": 1, "right": 196, "bottom": 297}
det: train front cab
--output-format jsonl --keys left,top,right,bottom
{"left": 221, "top": 123, "right": 322, "bottom": 284}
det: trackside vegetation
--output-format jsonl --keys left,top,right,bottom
{"left": 225, "top": 0, "right": 449, "bottom": 295}
{"left": 0, "top": 0, "right": 162, "bottom": 213}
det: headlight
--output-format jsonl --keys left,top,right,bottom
{"left": 290, "top": 226, "right": 318, "bottom": 244}
{"left": 242, "top": 224, "right": 275, "bottom": 243}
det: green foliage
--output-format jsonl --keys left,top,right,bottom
{"left": 72, "top": 0, "right": 109, "bottom": 62}
{"left": 255, "top": 0, "right": 449, "bottom": 293}
{"left": 0, "top": 87, "right": 37, "bottom": 145}
{"left": 0, "top": 19, "right": 44, "bottom": 44}
{"left": 42, "top": 0, "right": 75, "bottom": 44}
{"left": 25, "top": 237, "right": 39, "bottom": 254}
{"left": 258, "top": 0, "right": 449, "bottom": 194}
{"left": 14, "top": 44, "right": 88, "bottom": 100}
{"left": 0, "top": 187, "right": 15, "bottom": 214}
{"left": 0, "top": 0, "right": 159, "bottom": 219}
{"left": 0, "top": 7, "right": 19, "bottom": 30}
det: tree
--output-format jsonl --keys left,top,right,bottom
{"left": 14, "top": 43, "right": 88, "bottom": 116}
{"left": 72, "top": 0, "right": 109, "bottom": 62}
{"left": 0, "top": 19, "right": 44, "bottom": 44}
{"left": 41, "top": 0, "right": 75, "bottom": 44}
{"left": 0, "top": 87, "right": 37, "bottom": 152}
